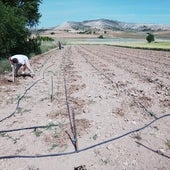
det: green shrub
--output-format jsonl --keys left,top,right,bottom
{"left": 78, "top": 29, "right": 92, "bottom": 34}
{"left": 37, "top": 36, "right": 54, "bottom": 42}
{"left": 98, "top": 35, "right": 104, "bottom": 39}
{"left": 40, "top": 41, "right": 56, "bottom": 53}
{"left": 146, "top": 33, "right": 155, "bottom": 43}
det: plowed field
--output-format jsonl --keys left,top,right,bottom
{"left": 0, "top": 45, "right": 170, "bottom": 170}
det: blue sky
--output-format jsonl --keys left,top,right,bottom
{"left": 38, "top": 0, "right": 170, "bottom": 28}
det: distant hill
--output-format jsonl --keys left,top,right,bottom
{"left": 54, "top": 19, "right": 170, "bottom": 32}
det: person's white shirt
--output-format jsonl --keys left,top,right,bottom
{"left": 10, "top": 54, "right": 34, "bottom": 76}
{"left": 11, "top": 54, "right": 28, "bottom": 65}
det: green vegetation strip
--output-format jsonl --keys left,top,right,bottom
{"left": 115, "top": 42, "right": 170, "bottom": 51}
{"left": 60, "top": 38, "right": 170, "bottom": 51}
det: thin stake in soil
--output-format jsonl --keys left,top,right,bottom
{"left": 50, "top": 76, "right": 54, "bottom": 102}
{"left": 72, "top": 108, "right": 78, "bottom": 151}
{"left": 66, "top": 107, "right": 78, "bottom": 152}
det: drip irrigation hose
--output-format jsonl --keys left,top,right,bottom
{"left": 0, "top": 78, "right": 42, "bottom": 123}
{"left": 136, "top": 141, "right": 170, "bottom": 159}
{"left": 0, "top": 113, "right": 169, "bottom": 159}
{"left": 62, "top": 53, "right": 78, "bottom": 151}
{"left": 0, "top": 63, "right": 55, "bottom": 123}
{"left": 0, "top": 124, "right": 59, "bottom": 134}
{"left": 0, "top": 47, "right": 169, "bottom": 160}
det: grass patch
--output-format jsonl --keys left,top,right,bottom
{"left": 92, "top": 134, "right": 98, "bottom": 140}
{"left": 40, "top": 41, "right": 57, "bottom": 53}
{"left": 49, "top": 144, "right": 58, "bottom": 151}
{"left": 132, "top": 133, "right": 142, "bottom": 140}
{"left": 45, "top": 122, "right": 58, "bottom": 130}
{"left": 34, "top": 129, "right": 43, "bottom": 137}
{"left": 62, "top": 37, "right": 170, "bottom": 51}
{"left": 115, "top": 41, "right": 170, "bottom": 50}
{"left": 0, "top": 59, "right": 11, "bottom": 74}
{"left": 0, "top": 133, "right": 19, "bottom": 144}
{"left": 165, "top": 140, "right": 170, "bottom": 149}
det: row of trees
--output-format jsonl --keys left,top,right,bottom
{"left": 0, "top": 0, "right": 42, "bottom": 59}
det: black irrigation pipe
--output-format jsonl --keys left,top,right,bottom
{"left": 63, "top": 55, "right": 78, "bottom": 152}
{"left": 65, "top": 108, "right": 78, "bottom": 151}
{"left": 135, "top": 100, "right": 158, "bottom": 119}
{"left": 72, "top": 108, "right": 78, "bottom": 151}
{"left": 0, "top": 113, "right": 169, "bottom": 159}
{"left": 136, "top": 141, "right": 170, "bottom": 159}
{"left": 42, "top": 63, "right": 54, "bottom": 79}
{"left": 0, "top": 124, "right": 59, "bottom": 134}
{"left": 62, "top": 54, "right": 73, "bottom": 133}
{"left": 0, "top": 63, "right": 55, "bottom": 123}
{"left": 63, "top": 67, "right": 73, "bottom": 134}
{"left": 0, "top": 78, "right": 42, "bottom": 123}
{"left": 50, "top": 76, "right": 54, "bottom": 102}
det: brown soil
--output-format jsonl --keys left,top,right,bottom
{"left": 0, "top": 45, "right": 170, "bottom": 170}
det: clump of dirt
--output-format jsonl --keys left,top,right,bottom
{"left": 160, "top": 99, "right": 170, "bottom": 107}
{"left": 68, "top": 84, "right": 86, "bottom": 94}
{"left": 69, "top": 97, "right": 86, "bottom": 113}
{"left": 113, "top": 108, "right": 125, "bottom": 117}
{"left": 136, "top": 95, "right": 152, "bottom": 108}
{"left": 0, "top": 75, "right": 20, "bottom": 85}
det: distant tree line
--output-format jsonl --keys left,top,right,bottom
{"left": 0, "top": 0, "right": 42, "bottom": 59}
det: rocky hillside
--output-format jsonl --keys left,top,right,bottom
{"left": 54, "top": 19, "right": 170, "bottom": 31}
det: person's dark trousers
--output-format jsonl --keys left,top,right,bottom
{"left": 13, "top": 63, "right": 22, "bottom": 77}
